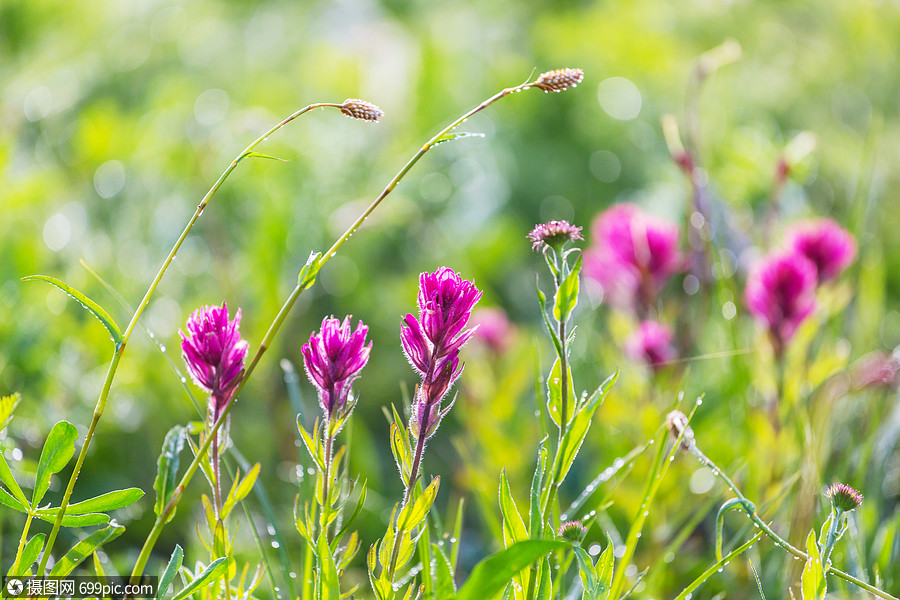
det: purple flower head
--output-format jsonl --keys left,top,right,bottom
{"left": 301, "top": 315, "right": 371, "bottom": 420}
{"left": 583, "top": 204, "right": 682, "bottom": 313}
{"left": 744, "top": 251, "right": 817, "bottom": 353}
{"left": 180, "top": 302, "right": 249, "bottom": 416}
{"left": 626, "top": 321, "right": 676, "bottom": 369}
{"left": 785, "top": 218, "right": 857, "bottom": 283}
{"left": 402, "top": 267, "right": 481, "bottom": 439}
{"left": 527, "top": 220, "right": 583, "bottom": 252}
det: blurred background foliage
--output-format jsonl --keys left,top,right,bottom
{"left": 2, "top": 0, "right": 900, "bottom": 597}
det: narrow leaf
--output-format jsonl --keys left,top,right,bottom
{"left": 529, "top": 440, "right": 548, "bottom": 539}
{"left": 22, "top": 275, "right": 122, "bottom": 347}
{"left": 49, "top": 524, "right": 125, "bottom": 576}
{"left": 298, "top": 252, "right": 323, "bottom": 291}
{"left": 454, "top": 540, "right": 568, "bottom": 600}
{"left": 433, "top": 132, "right": 486, "bottom": 146}
{"left": 157, "top": 545, "right": 184, "bottom": 600}
{"left": 0, "top": 393, "right": 21, "bottom": 432}
{"left": 398, "top": 476, "right": 440, "bottom": 533}
{"left": 536, "top": 282, "right": 563, "bottom": 357}
{"left": 53, "top": 488, "right": 144, "bottom": 515}
{"left": 33, "top": 420, "right": 79, "bottom": 507}
{"left": 170, "top": 557, "right": 228, "bottom": 600}
{"left": 801, "top": 529, "right": 826, "bottom": 600}
{"left": 546, "top": 357, "right": 576, "bottom": 428}
{"left": 433, "top": 543, "right": 457, "bottom": 598}
{"left": 222, "top": 463, "right": 260, "bottom": 516}
{"left": 317, "top": 533, "right": 340, "bottom": 600}
{"left": 17, "top": 534, "right": 46, "bottom": 576}
{"left": 557, "top": 371, "right": 617, "bottom": 483}
{"left": 553, "top": 254, "right": 582, "bottom": 322}
{"left": 154, "top": 425, "right": 186, "bottom": 520}
{"left": 595, "top": 536, "right": 614, "bottom": 599}
{"left": 499, "top": 471, "right": 528, "bottom": 546}
{"left": 238, "top": 151, "right": 288, "bottom": 163}
{"left": 0, "top": 453, "right": 29, "bottom": 509}
{"left": 33, "top": 511, "right": 110, "bottom": 527}
{"left": 334, "top": 480, "right": 367, "bottom": 546}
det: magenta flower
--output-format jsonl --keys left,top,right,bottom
{"left": 301, "top": 315, "right": 372, "bottom": 421}
{"left": 402, "top": 267, "right": 481, "bottom": 439}
{"left": 527, "top": 220, "right": 583, "bottom": 252}
{"left": 626, "top": 321, "right": 676, "bottom": 369}
{"left": 180, "top": 302, "right": 249, "bottom": 417}
{"left": 583, "top": 204, "right": 681, "bottom": 314}
{"left": 785, "top": 218, "right": 857, "bottom": 283}
{"left": 744, "top": 251, "right": 817, "bottom": 354}
{"left": 471, "top": 307, "right": 513, "bottom": 354}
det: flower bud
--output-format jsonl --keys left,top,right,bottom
{"left": 825, "top": 483, "right": 863, "bottom": 512}
{"left": 558, "top": 520, "right": 588, "bottom": 544}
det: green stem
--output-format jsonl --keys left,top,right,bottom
{"left": 821, "top": 508, "right": 842, "bottom": 566}
{"left": 131, "top": 76, "right": 547, "bottom": 582}
{"left": 319, "top": 422, "right": 335, "bottom": 538}
{"left": 10, "top": 513, "right": 34, "bottom": 575}
{"left": 38, "top": 102, "right": 343, "bottom": 577}
{"left": 698, "top": 450, "right": 897, "bottom": 600}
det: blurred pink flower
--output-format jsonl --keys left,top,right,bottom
{"left": 626, "top": 320, "right": 676, "bottom": 369}
{"left": 744, "top": 251, "right": 817, "bottom": 354}
{"left": 470, "top": 307, "right": 513, "bottom": 354}
{"left": 851, "top": 351, "right": 900, "bottom": 391}
{"left": 786, "top": 218, "right": 857, "bottom": 283}
{"left": 583, "top": 204, "right": 681, "bottom": 314}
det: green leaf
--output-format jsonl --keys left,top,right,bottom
{"left": 536, "top": 281, "right": 563, "bottom": 358}
{"left": 572, "top": 546, "right": 598, "bottom": 594}
{"left": 801, "top": 529, "right": 826, "bottom": 600}
{"left": 499, "top": 470, "right": 528, "bottom": 546}
{"left": 170, "top": 557, "right": 228, "bottom": 600}
{"left": 454, "top": 540, "right": 568, "bottom": 600}
{"left": 0, "top": 485, "right": 26, "bottom": 512}
{"left": 433, "top": 132, "right": 486, "bottom": 146}
{"left": 49, "top": 524, "right": 125, "bottom": 576}
{"left": 529, "top": 441, "right": 548, "bottom": 540}
{"left": 534, "top": 557, "right": 552, "bottom": 600}
{"left": 557, "top": 371, "right": 617, "bottom": 483}
{"left": 553, "top": 254, "right": 582, "bottom": 322}
{"left": 15, "top": 534, "right": 45, "bottom": 576}
{"left": 297, "top": 418, "right": 325, "bottom": 471}
{"left": 0, "top": 393, "right": 21, "bottom": 432}
{"left": 433, "top": 543, "right": 457, "bottom": 599}
{"left": 333, "top": 480, "right": 367, "bottom": 547}
{"left": 22, "top": 275, "right": 122, "bottom": 348}
{"left": 298, "top": 252, "right": 323, "bottom": 291}
{"left": 0, "top": 453, "right": 29, "bottom": 509}
{"left": 222, "top": 462, "right": 260, "bottom": 517}
{"left": 317, "top": 533, "right": 340, "bottom": 600}
{"left": 33, "top": 420, "right": 79, "bottom": 507}
{"left": 237, "top": 151, "right": 288, "bottom": 163}
{"left": 157, "top": 545, "right": 184, "bottom": 600}
{"left": 153, "top": 425, "right": 186, "bottom": 520}
{"left": 53, "top": 487, "right": 144, "bottom": 515}
{"left": 398, "top": 476, "right": 440, "bottom": 532}
{"left": 33, "top": 511, "right": 110, "bottom": 527}
{"left": 547, "top": 357, "right": 576, "bottom": 428}
{"left": 595, "top": 536, "right": 614, "bottom": 599}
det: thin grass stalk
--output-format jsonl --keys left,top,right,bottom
{"left": 131, "top": 74, "right": 554, "bottom": 582}
{"left": 37, "top": 102, "right": 346, "bottom": 576}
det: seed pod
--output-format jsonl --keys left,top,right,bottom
{"left": 340, "top": 98, "right": 384, "bottom": 122}
{"left": 534, "top": 68, "right": 584, "bottom": 93}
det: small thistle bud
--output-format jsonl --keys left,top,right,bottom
{"left": 340, "top": 98, "right": 384, "bottom": 122}
{"left": 534, "top": 68, "right": 584, "bottom": 93}
{"left": 826, "top": 483, "right": 863, "bottom": 512}
{"left": 558, "top": 520, "right": 587, "bottom": 544}
{"left": 666, "top": 410, "right": 695, "bottom": 452}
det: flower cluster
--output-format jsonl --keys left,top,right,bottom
{"left": 180, "top": 302, "right": 249, "bottom": 419}
{"left": 744, "top": 218, "right": 856, "bottom": 354}
{"left": 402, "top": 267, "right": 481, "bottom": 439}
{"left": 583, "top": 203, "right": 682, "bottom": 316}
{"left": 301, "top": 315, "right": 372, "bottom": 422}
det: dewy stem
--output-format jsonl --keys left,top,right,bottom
{"left": 36, "top": 102, "right": 343, "bottom": 578}
{"left": 319, "top": 422, "right": 335, "bottom": 537}
{"left": 696, "top": 450, "right": 897, "bottom": 600}
{"left": 131, "top": 75, "right": 548, "bottom": 581}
